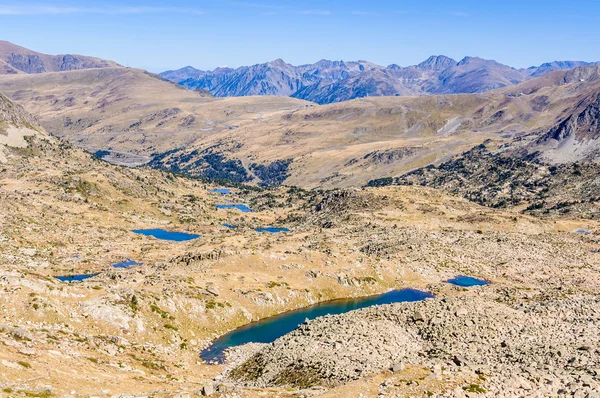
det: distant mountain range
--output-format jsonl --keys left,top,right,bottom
{"left": 0, "top": 40, "right": 121, "bottom": 75}
{"left": 161, "top": 57, "right": 600, "bottom": 104}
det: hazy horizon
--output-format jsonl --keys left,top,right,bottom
{"left": 0, "top": 0, "right": 599, "bottom": 72}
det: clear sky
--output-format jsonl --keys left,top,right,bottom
{"left": 0, "top": 0, "right": 599, "bottom": 72}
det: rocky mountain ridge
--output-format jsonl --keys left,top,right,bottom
{"left": 163, "top": 55, "right": 600, "bottom": 104}
{"left": 0, "top": 40, "right": 121, "bottom": 75}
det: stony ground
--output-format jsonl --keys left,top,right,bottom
{"left": 1, "top": 123, "right": 600, "bottom": 397}
{"left": 228, "top": 287, "right": 600, "bottom": 397}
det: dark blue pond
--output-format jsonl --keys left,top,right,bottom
{"left": 256, "top": 227, "right": 291, "bottom": 233}
{"left": 210, "top": 188, "right": 231, "bottom": 195}
{"left": 132, "top": 229, "right": 200, "bottom": 242}
{"left": 200, "top": 288, "right": 433, "bottom": 364}
{"left": 216, "top": 204, "right": 253, "bottom": 213}
{"left": 447, "top": 275, "right": 491, "bottom": 287}
{"left": 56, "top": 274, "right": 99, "bottom": 283}
{"left": 113, "top": 259, "right": 143, "bottom": 269}
{"left": 223, "top": 224, "right": 238, "bottom": 229}
{"left": 575, "top": 229, "right": 592, "bottom": 235}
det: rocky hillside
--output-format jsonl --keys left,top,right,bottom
{"left": 363, "top": 70, "right": 600, "bottom": 217}
{"left": 163, "top": 56, "right": 600, "bottom": 104}
{"left": 0, "top": 91, "right": 45, "bottom": 163}
{"left": 0, "top": 90, "right": 37, "bottom": 127}
{"left": 528, "top": 91, "right": 600, "bottom": 164}
{"left": 0, "top": 40, "right": 121, "bottom": 74}
{"left": 371, "top": 142, "right": 600, "bottom": 218}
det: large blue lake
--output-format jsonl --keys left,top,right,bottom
{"left": 132, "top": 229, "right": 200, "bottom": 242}
{"left": 447, "top": 275, "right": 490, "bottom": 287}
{"left": 200, "top": 288, "right": 433, "bottom": 363}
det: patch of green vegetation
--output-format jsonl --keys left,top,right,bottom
{"left": 14, "top": 333, "right": 31, "bottom": 342}
{"left": 17, "top": 360, "right": 31, "bottom": 369}
{"left": 127, "top": 295, "right": 138, "bottom": 314}
{"left": 205, "top": 299, "right": 230, "bottom": 310}
{"left": 87, "top": 357, "right": 99, "bottom": 364}
{"left": 74, "top": 179, "right": 99, "bottom": 197}
{"left": 164, "top": 324, "right": 179, "bottom": 331}
{"left": 74, "top": 335, "right": 87, "bottom": 343}
{"left": 150, "top": 147, "right": 252, "bottom": 184}
{"left": 366, "top": 177, "right": 394, "bottom": 187}
{"left": 357, "top": 276, "right": 377, "bottom": 284}
{"left": 463, "top": 384, "right": 487, "bottom": 393}
{"left": 141, "top": 360, "right": 166, "bottom": 371}
{"left": 3, "top": 388, "right": 13, "bottom": 394}
{"left": 250, "top": 159, "right": 292, "bottom": 186}
{"left": 92, "top": 149, "right": 111, "bottom": 159}
{"left": 150, "top": 303, "right": 172, "bottom": 319}
{"left": 23, "top": 391, "right": 54, "bottom": 398}
{"left": 267, "top": 281, "right": 289, "bottom": 288}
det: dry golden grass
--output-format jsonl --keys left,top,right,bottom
{"left": 2, "top": 66, "right": 600, "bottom": 188}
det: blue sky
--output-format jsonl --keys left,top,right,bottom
{"left": 0, "top": 0, "right": 599, "bottom": 72}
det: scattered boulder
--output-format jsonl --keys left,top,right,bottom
{"left": 200, "top": 384, "right": 214, "bottom": 396}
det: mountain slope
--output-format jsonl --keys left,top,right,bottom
{"left": 5, "top": 60, "right": 600, "bottom": 190}
{"left": 366, "top": 67, "right": 600, "bottom": 217}
{"left": 148, "top": 66, "right": 600, "bottom": 188}
{"left": 0, "top": 66, "right": 309, "bottom": 167}
{"left": 0, "top": 40, "right": 121, "bottom": 74}
{"left": 0, "top": 67, "right": 218, "bottom": 154}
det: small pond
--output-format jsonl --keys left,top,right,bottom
{"left": 210, "top": 188, "right": 231, "bottom": 195}
{"left": 113, "top": 259, "right": 143, "bottom": 269}
{"left": 55, "top": 274, "right": 99, "bottom": 283}
{"left": 215, "top": 204, "right": 253, "bottom": 213}
{"left": 574, "top": 229, "right": 592, "bottom": 235}
{"left": 256, "top": 227, "right": 291, "bottom": 233}
{"left": 223, "top": 224, "right": 238, "bottom": 229}
{"left": 132, "top": 229, "right": 200, "bottom": 242}
{"left": 447, "top": 275, "right": 490, "bottom": 287}
{"left": 200, "top": 288, "right": 433, "bottom": 364}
